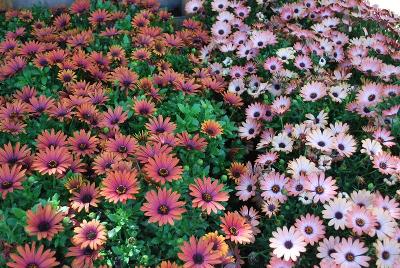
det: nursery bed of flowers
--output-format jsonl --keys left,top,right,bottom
{"left": 0, "top": 0, "right": 399, "bottom": 267}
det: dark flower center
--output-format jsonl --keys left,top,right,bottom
{"left": 328, "top": 249, "right": 336, "bottom": 256}
{"left": 315, "top": 186, "right": 324, "bottom": 194}
{"left": 345, "top": 252, "right": 355, "bottom": 262}
{"left": 268, "top": 204, "right": 275, "bottom": 211}
{"left": 382, "top": 251, "right": 390, "bottom": 260}
{"left": 304, "top": 226, "right": 313, "bottom": 234}
{"left": 192, "top": 253, "right": 204, "bottom": 264}
{"left": 317, "top": 141, "right": 325, "bottom": 147}
{"left": 79, "top": 143, "right": 88, "bottom": 150}
{"left": 335, "top": 211, "right": 343, "bottom": 219}
{"left": 332, "top": 92, "right": 338, "bottom": 97}
{"left": 218, "top": 30, "right": 224, "bottom": 35}
{"left": 284, "top": 240, "right": 293, "bottom": 249}
{"left": 257, "top": 41, "right": 263, "bottom": 47}
{"left": 254, "top": 112, "right": 260, "bottom": 117}
{"left": 158, "top": 204, "right": 169, "bottom": 215}
{"left": 118, "top": 145, "right": 127, "bottom": 153}
{"left": 158, "top": 168, "right": 169, "bottom": 177}
{"left": 300, "top": 62, "right": 305, "bottom": 67}
{"left": 247, "top": 185, "right": 253, "bottom": 192}
{"left": 278, "top": 142, "right": 286, "bottom": 148}
{"left": 202, "top": 193, "right": 213, "bottom": 202}
{"left": 116, "top": 185, "right": 127, "bottom": 195}
{"left": 27, "top": 263, "right": 39, "bottom": 268}
{"left": 81, "top": 194, "right": 93, "bottom": 203}
{"left": 86, "top": 231, "right": 97, "bottom": 240}
{"left": 38, "top": 221, "right": 51, "bottom": 232}
{"left": 1, "top": 181, "right": 13, "bottom": 189}
{"left": 47, "top": 160, "right": 58, "bottom": 168}
{"left": 233, "top": 171, "right": 241, "bottom": 178}
{"left": 83, "top": 247, "right": 94, "bottom": 256}
{"left": 368, "top": 95, "right": 375, "bottom": 101}
{"left": 295, "top": 184, "right": 304, "bottom": 192}
{"left": 229, "top": 226, "right": 238, "bottom": 236}
{"left": 155, "top": 127, "right": 165, "bottom": 133}
{"left": 379, "top": 162, "right": 387, "bottom": 169}
{"left": 375, "top": 222, "right": 381, "bottom": 230}
{"left": 356, "top": 218, "right": 365, "bottom": 227}
{"left": 248, "top": 128, "right": 255, "bottom": 134}
{"left": 338, "top": 144, "right": 345, "bottom": 150}
{"left": 271, "top": 185, "right": 280, "bottom": 193}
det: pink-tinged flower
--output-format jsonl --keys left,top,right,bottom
{"left": 374, "top": 238, "right": 400, "bottom": 268}
{"left": 356, "top": 83, "right": 382, "bottom": 106}
{"left": 177, "top": 236, "right": 221, "bottom": 268}
{"left": 105, "top": 133, "right": 137, "bottom": 158}
{"left": 295, "top": 214, "right": 325, "bottom": 245}
{"left": 101, "top": 106, "right": 128, "bottom": 129}
{"left": 373, "top": 194, "right": 400, "bottom": 220}
{"left": 287, "top": 156, "right": 318, "bottom": 178}
{"left": 260, "top": 171, "right": 288, "bottom": 203}
{"left": 251, "top": 30, "right": 277, "bottom": 48}
{"left": 189, "top": 177, "right": 229, "bottom": 214}
{"left": 373, "top": 128, "right": 396, "bottom": 147}
{"left": 373, "top": 152, "right": 398, "bottom": 175}
{"left": 70, "top": 183, "right": 100, "bottom": 213}
{"left": 317, "top": 236, "right": 341, "bottom": 266}
{"left": 370, "top": 208, "right": 396, "bottom": 240}
{"left": 269, "top": 226, "right": 307, "bottom": 261}
{"left": 332, "top": 238, "right": 371, "bottom": 268}
{"left": 264, "top": 57, "right": 283, "bottom": 73}
{"left": 100, "top": 169, "right": 139, "bottom": 204}
{"left": 334, "top": 133, "right": 356, "bottom": 157}
{"left": 135, "top": 143, "right": 173, "bottom": 164}
{"left": 73, "top": 219, "right": 107, "bottom": 250}
{"left": 68, "top": 129, "right": 98, "bottom": 157}
{"left": 235, "top": 173, "right": 257, "bottom": 201}
{"left": 25, "top": 204, "right": 64, "bottom": 241}
{"left": 267, "top": 256, "right": 294, "bottom": 268}
{"left": 322, "top": 197, "right": 352, "bottom": 230}
{"left": 0, "top": 142, "right": 31, "bottom": 166}
{"left": 70, "top": 0, "right": 90, "bottom": 14}
{"left": 238, "top": 119, "right": 260, "bottom": 140}
{"left": 66, "top": 245, "right": 100, "bottom": 268}
{"left": 287, "top": 175, "right": 307, "bottom": 196}
{"left": 145, "top": 115, "right": 176, "bottom": 135}
{"left": 92, "top": 152, "right": 122, "bottom": 175}
{"left": 185, "top": 0, "right": 203, "bottom": 14}
{"left": 7, "top": 242, "right": 59, "bottom": 268}
{"left": 305, "top": 172, "right": 337, "bottom": 203}
{"left": 32, "top": 146, "right": 72, "bottom": 176}
{"left": 133, "top": 99, "right": 156, "bottom": 117}
{"left": 220, "top": 212, "right": 253, "bottom": 244}
{"left": 294, "top": 55, "right": 312, "bottom": 70}
{"left": 271, "top": 96, "right": 291, "bottom": 115}
{"left": 141, "top": 187, "right": 186, "bottom": 226}
{"left": 301, "top": 81, "right": 327, "bottom": 102}
{"left": 0, "top": 164, "right": 26, "bottom": 199}
{"left": 211, "top": 21, "right": 231, "bottom": 38}
{"left": 36, "top": 129, "right": 67, "bottom": 150}
{"left": 144, "top": 153, "right": 183, "bottom": 184}
{"left": 345, "top": 205, "right": 377, "bottom": 236}
{"left": 176, "top": 132, "right": 208, "bottom": 151}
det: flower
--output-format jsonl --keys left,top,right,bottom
{"left": 201, "top": 120, "right": 223, "bottom": 138}
{"left": 141, "top": 187, "right": 186, "bottom": 226}
{"left": 73, "top": 219, "right": 107, "bottom": 250}
{"left": 100, "top": 169, "right": 139, "bottom": 204}
{"left": 70, "top": 183, "right": 100, "bottom": 213}
{"left": 220, "top": 211, "right": 253, "bottom": 244}
{"left": 332, "top": 238, "right": 371, "bottom": 268}
{"left": 144, "top": 153, "right": 183, "bottom": 184}
{"left": 374, "top": 238, "right": 400, "bottom": 268}
{"left": 7, "top": 242, "right": 59, "bottom": 268}
{"left": 235, "top": 173, "right": 257, "bottom": 201}
{"left": 66, "top": 245, "right": 100, "bottom": 268}
{"left": 32, "top": 146, "right": 72, "bottom": 175}
{"left": 68, "top": 129, "right": 98, "bottom": 157}
{"left": 203, "top": 231, "right": 229, "bottom": 257}
{"left": 345, "top": 205, "right": 377, "bottom": 236}
{"left": 178, "top": 236, "right": 221, "bottom": 268}
{"left": 145, "top": 115, "right": 176, "bottom": 135}
{"left": 260, "top": 171, "right": 288, "bottom": 203}
{"left": 25, "top": 204, "right": 64, "bottom": 241}
{"left": 269, "top": 226, "right": 307, "bottom": 261}
{"left": 317, "top": 236, "right": 341, "bottom": 266}
{"left": 305, "top": 172, "right": 337, "bottom": 203}
{"left": 189, "top": 177, "right": 229, "bottom": 214}
{"left": 322, "top": 197, "right": 352, "bottom": 230}
{"left": 0, "top": 164, "right": 25, "bottom": 199}
{"left": 294, "top": 214, "right": 325, "bottom": 245}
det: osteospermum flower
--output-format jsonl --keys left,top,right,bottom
{"left": 322, "top": 197, "right": 352, "bottom": 230}
{"left": 294, "top": 214, "right": 325, "bottom": 246}
{"left": 260, "top": 171, "right": 288, "bottom": 203}
{"left": 144, "top": 153, "right": 183, "bottom": 184}
{"left": 332, "top": 238, "right": 371, "bottom": 268}
{"left": 178, "top": 236, "right": 221, "bottom": 268}
{"left": 100, "top": 169, "right": 139, "bottom": 204}
{"left": 0, "top": 164, "right": 26, "bottom": 199}
{"left": 66, "top": 245, "right": 100, "bottom": 268}
{"left": 73, "top": 219, "right": 107, "bottom": 250}
{"left": 141, "top": 187, "right": 186, "bottom": 226}
{"left": 189, "top": 177, "right": 229, "bottom": 214}
{"left": 220, "top": 212, "right": 253, "bottom": 244}
{"left": 235, "top": 173, "right": 257, "bottom": 201}
{"left": 301, "top": 81, "right": 327, "bottom": 101}
{"left": 68, "top": 129, "right": 98, "bottom": 157}
{"left": 345, "top": 205, "right": 377, "bottom": 236}
{"left": 269, "top": 226, "right": 307, "bottom": 261}
{"left": 145, "top": 115, "right": 176, "bottom": 135}
{"left": 203, "top": 231, "right": 229, "bottom": 257}
{"left": 317, "top": 236, "right": 341, "bottom": 266}
{"left": 201, "top": 120, "right": 223, "bottom": 138}
{"left": 305, "top": 172, "right": 337, "bottom": 203}
{"left": 70, "top": 183, "right": 100, "bottom": 213}
{"left": 7, "top": 242, "right": 59, "bottom": 268}
{"left": 32, "top": 146, "right": 72, "bottom": 175}
{"left": 25, "top": 204, "right": 64, "bottom": 241}
{"left": 374, "top": 238, "right": 400, "bottom": 268}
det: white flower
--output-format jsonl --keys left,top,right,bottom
{"left": 223, "top": 57, "right": 233, "bottom": 66}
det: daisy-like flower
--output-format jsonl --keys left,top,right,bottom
{"left": 306, "top": 128, "right": 334, "bottom": 153}
{"left": 235, "top": 173, "right": 257, "bottom": 201}
{"left": 73, "top": 219, "right": 107, "bottom": 250}
{"left": 203, "top": 231, "right": 229, "bottom": 257}
{"left": 287, "top": 156, "right": 318, "bottom": 178}
{"left": 70, "top": 183, "right": 100, "bottom": 213}
{"left": 144, "top": 153, "right": 183, "bottom": 184}
{"left": 211, "top": 21, "right": 231, "bottom": 38}
{"left": 261, "top": 199, "right": 281, "bottom": 218}
{"left": 271, "top": 96, "right": 291, "bottom": 115}
{"left": 374, "top": 238, "right": 400, "bottom": 268}
{"left": 322, "top": 197, "right": 352, "bottom": 230}
{"left": 250, "top": 30, "right": 276, "bottom": 48}
{"left": 36, "top": 129, "right": 67, "bottom": 150}
{"left": 271, "top": 132, "right": 293, "bottom": 153}
{"left": 334, "top": 133, "right": 356, "bottom": 157}
{"left": 177, "top": 236, "right": 221, "bottom": 268}
{"left": 295, "top": 213, "right": 325, "bottom": 245}
{"left": 238, "top": 119, "right": 260, "bottom": 140}
{"left": 141, "top": 187, "right": 186, "bottom": 226}
{"left": 105, "top": 133, "right": 137, "bottom": 158}
{"left": 287, "top": 175, "right": 307, "bottom": 196}
{"left": 370, "top": 208, "right": 396, "bottom": 240}
{"left": 305, "top": 172, "right": 337, "bottom": 203}
{"left": 361, "top": 138, "right": 383, "bottom": 159}
{"left": 201, "top": 120, "right": 223, "bottom": 138}
{"left": 66, "top": 245, "right": 100, "bottom": 268}
{"left": 332, "top": 238, "right": 371, "bottom": 268}
{"left": 7, "top": 242, "right": 59, "bottom": 268}
{"left": 260, "top": 171, "right": 288, "bottom": 203}
{"left": 267, "top": 256, "right": 294, "bottom": 268}
{"left": 189, "top": 177, "right": 229, "bottom": 214}
{"left": 220, "top": 212, "right": 253, "bottom": 244}
{"left": 345, "top": 205, "right": 377, "bottom": 236}
{"left": 350, "top": 189, "right": 374, "bottom": 208}
{"left": 32, "top": 146, "right": 72, "bottom": 176}
{"left": 100, "top": 169, "right": 139, "bottom": 204}
{"left": 25, "top": 204, "right": 64, "bottom": 241}
{"left": 269, "top": 226, "right": 307, "bottom": 261}
{"left": 145, "top": 115, "right": 176, "bottom": 135}
{"left": 133, "top": 99, "right": 156, "bottom": 117}
{"left": 0, "top": 164, "right": 25, "bottom": 199}
{"left": 227, "top": 162, "right": 247, "bottom": 182}
{"left": 317, "top": 236, "right": 341, "bottom": 266}
{"left": 301, "top": 81, "right": 327, "bottom": 102}
{"left": 68, "top": 129, "right": 98, "bottom": 157}
{"left": 373, "top": 194, "right": 400, "bottom": 220}
{"left": 373, "top": 152, "right": 398, "bottom": 175}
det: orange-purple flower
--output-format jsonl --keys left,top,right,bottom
{"left": 178, "top": 236, "right": 221, "bottom": 268}
{"left": 141, "top": 187, "right": 186, "bottom": 226}
{"left": 145, "top": 115, "right": 176, "bottom": 135}
{"left": 68, "top": 129, "right": 99, "bottom": 157}
{"left": 70, "top": 183, "right": 100, "bottom": 213}
{"left": 7, "top": 242, "right": 59, "bottom": 268}
{"left": 100, "top": 169, "right": 139, "bottom": 204}
{"left": 0, "top": 164, "right": 26, "bottom": 199}
{"left": 25, "top": 204, "right": 64, "bottom": 241}
{"left": 201, "top": 120, "right": 223, "bottom": 138}
{"left": 220, "top": 212, "right": 253, "bottom": 244}
{"left": 32, "top": 146, "right": 72, "bottom": 176}
{"left": 72, "top": 219, "right": 107, "bottom": 250}
{"left": 144, "top": 153, "right": 183, "bottom": 184}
